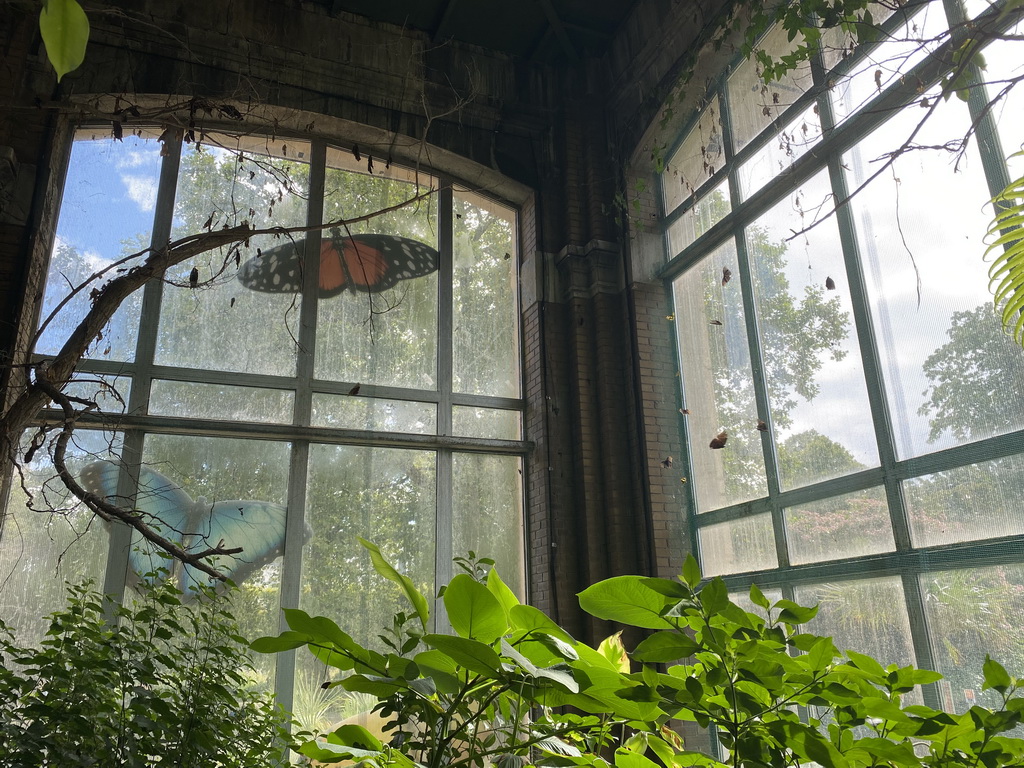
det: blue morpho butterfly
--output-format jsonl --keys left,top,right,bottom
{"left": 237, "top": 230, "right": 439, "bottom": 297}
{"left": 80, "top": 460, "right": 302, "bottom": 594}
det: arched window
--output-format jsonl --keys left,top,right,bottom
{"left": 0, "top": 125, "right": 527, "bottom": 721}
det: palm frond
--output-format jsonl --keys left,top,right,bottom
{"left": 986, "top": 157, "right": 1024, "bottom": 344}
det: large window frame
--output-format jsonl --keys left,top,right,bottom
{"left": 661, "top": 0, "right": 1024, "bottom": 713}
{"left": 2, "top": 122, "right": 529, "bottom": 714}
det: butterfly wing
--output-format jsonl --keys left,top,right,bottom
{"left": 179, "top": 499, "right": 290, "bottom": 594}
{"left": 236, "top": 241, "right": 304, "bottom": 294}
{"left": 333, "top": 233, "right": 439, "bottom": 294}
{"left": 237, "top": 233, "right": 438, "bottom": 297}
{"left": 79, "top": 460, "right": 196, "bottom": 583}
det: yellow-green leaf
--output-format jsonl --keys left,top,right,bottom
{"left": 39, "top": 0, "right": 90, "bottom": 82}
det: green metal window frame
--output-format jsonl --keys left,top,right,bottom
{"left": 659, "top": 0, "right": 1023, "bottom": 710}
{"left": 20, "top": 125, "right": 529, "bottom": 711}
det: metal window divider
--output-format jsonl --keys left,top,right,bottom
{"left": 719, "top": 83, "right": 792, "bottom": 572}
{"left": 435, "top": 177, "right": 455, "bottom": 633}
{"left": 274, "top": 138, "right": 326, "bottom": 714}
{"left": 101, "top": 128, "right": 184, "bottom": 602}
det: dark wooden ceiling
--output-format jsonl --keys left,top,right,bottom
{"left": 323, "top": 0, "right": 640, "bottom": 63}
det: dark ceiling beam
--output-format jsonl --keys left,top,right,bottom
{"left": 432, "top": 0, "right": 461, "bottom": 41}
{"left": 536, "top": 0, "right": 578, "bottom": 62}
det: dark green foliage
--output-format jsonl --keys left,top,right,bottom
{"left": 0, "top": 579, "right": 295, "bottom": 767}
{"left": 259, "top": 543, "right": 1024, "bottom": 768}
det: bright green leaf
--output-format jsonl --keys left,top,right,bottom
{"left": 681, "top": 553, "right": 702, "bottom": 587}
{"left": 983, "top": 655, "right": 1013, "bottom": 693}
{"left": 444, "top": 573, "right": 509, "bottom": 643}
{"left": 579, "top": 576, "right": 673, "bottom": 629}
{"left": 422, "top": 633, "right": 503, "bottom": 675}
{"left": 360, "top": 538, "right": 430, "bottom": 628}
{"left": 249, "top": 630, "right": 311, "bottom": 653}
{"left": 487, "top": 568, "right": 520, "bottom": 617}
{"left": 632, "top": 630, "right": 701, "bottom": 662}
{"left": 39, "top": 0, "right": 90, "bottom": 82}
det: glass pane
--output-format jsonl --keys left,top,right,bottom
{"left": 737, "top": 105, "right": 822, "bottom": 199}
{"left": 845, "top": 98, "right": 1021, "bottom": 459}
{"left": 0, "top": 429, "right": 118, "bottom": 645}
{"left": 748, "top": 171, "right": 878, "bottom": 489}
{"left": 156, "top": 135, "right": 309, "bottom": 377}
{"left": 297, "top": 445, "right": 435, "bottom": 730}
{"left": 139, "top": 434, "right": 290, "bottom": 684}
{"left": 452, "top": 406, "right": 521, "bottom": 440}
{"left": 904, "top": 455, "right": 1024, "bottom": 547}
{"left": 64, "top": 373, "right": 131, "bottom": 414}
{"left": 663, "top": 97, "right": 724, "bottom": 214}
{"left": 316, "top": 148, "right": 439, "bottom": 388}
{"left": 727, "top": 25, "right": 815, "bottom": 153}
{"left": 829, "top": 4, "right": 948, "bottom": 124}
{"left": 795, "top": 577, "right": 916, "bottom": 667}
{"left": 699, "top": 514, "right": 777, "bottom": 576}
{"left": 453, "top": 189, "right": 520, "bottom": 397}
{"left": 673, "top": 241, "right": 769, "bottom": 512}
{"left": 452, "top": 453, "right": 524, "bottom": 597}
{"left": 921, "top": 564, "right": 1024, "bottom": 713}
{"left": 36, "top": 131, "right": 161, "bottom": 361}
{"left": 311, "top": 393, "right": 436, "bottom": 433}
{"left": 149, "top": 380, "right": 294, "bottom": 423}
{"left": 666, "top": 182, "right": 730, "bottom": 256}
{"left": 785, "top": 486, "right": 893, "bottom": 565}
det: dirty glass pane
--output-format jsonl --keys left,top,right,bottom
{"left": 795, "top": 577, "right": 916, "bottom": 667}
{"left": 673, "top": 240, "right": 768, "bottom": 512}
{"left": 737, "top": 104, "right": 822, "bottom": 199}
{"left": 64, "top": 373, "right": 131, "bottom": 414}
{"left": 727, "top": 25, "right": 814, "bottom": 153}
{"left": 452, "top": 406, "right": 521, "bottom": 440}
{"left": 921, "top": 563, "right": 1024, "bottom": 713}
{"left": 157, "top": 135, "right": 309, "bottom": 377}
{"left": 666, "top": 182, "right": 730, "bottom": 256}
{"left": 0, "top": 429, "right": 118, "bottom": 645}
{"left": 36, "top": 131, "right": 160, "bottom": 361}
{"left": 149, "top": 380, "right": 294, "bottom": 423}
{"left": 454, "top": 190, "right": 520, "bottom": 397}
{"left": 317, "top": 148, "right": 439, "bottom": 389}
{"left": 139, "top": 434, "right": 290, "bottom": 685}
{"left": 699, "top": 514, "right": 777, "bottom": 576}
{"left": 786, "top": 486, "right": 893, "bottom": 565}
{"left": 747, "top": 171, "right": 877, "bottom": 489}
{"left": 297, "top": 444, "right": 435, "bottom": 731}
{"left": 663, "top": 97, "right": 724, "bottom": 214}
{"left": 311, "top": 393, "right": 436, "bottom": 434}
{"left": 904, "top": 455, "right": 1024, "bottom": 548}
{"left": 845, "top": 98, "right": 1022, "bottom": 459}
{"left": 829, "top": 3, "right": 947, "bottom": 124}
{"left": 453, "top": 453, "right": 524, "bottom": 597}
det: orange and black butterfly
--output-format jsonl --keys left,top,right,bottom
{"left": 237, "top": 230, "right": 439, "bottom": 297}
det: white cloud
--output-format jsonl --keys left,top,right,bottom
{"left": 82, "top": 249, "right": 113, "bottom": 272}
{"left": 121, "top": 174, "right": 158, "bottom": 212}
{"left": 116, "top": 150, "right": 158, "bottom": 170}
